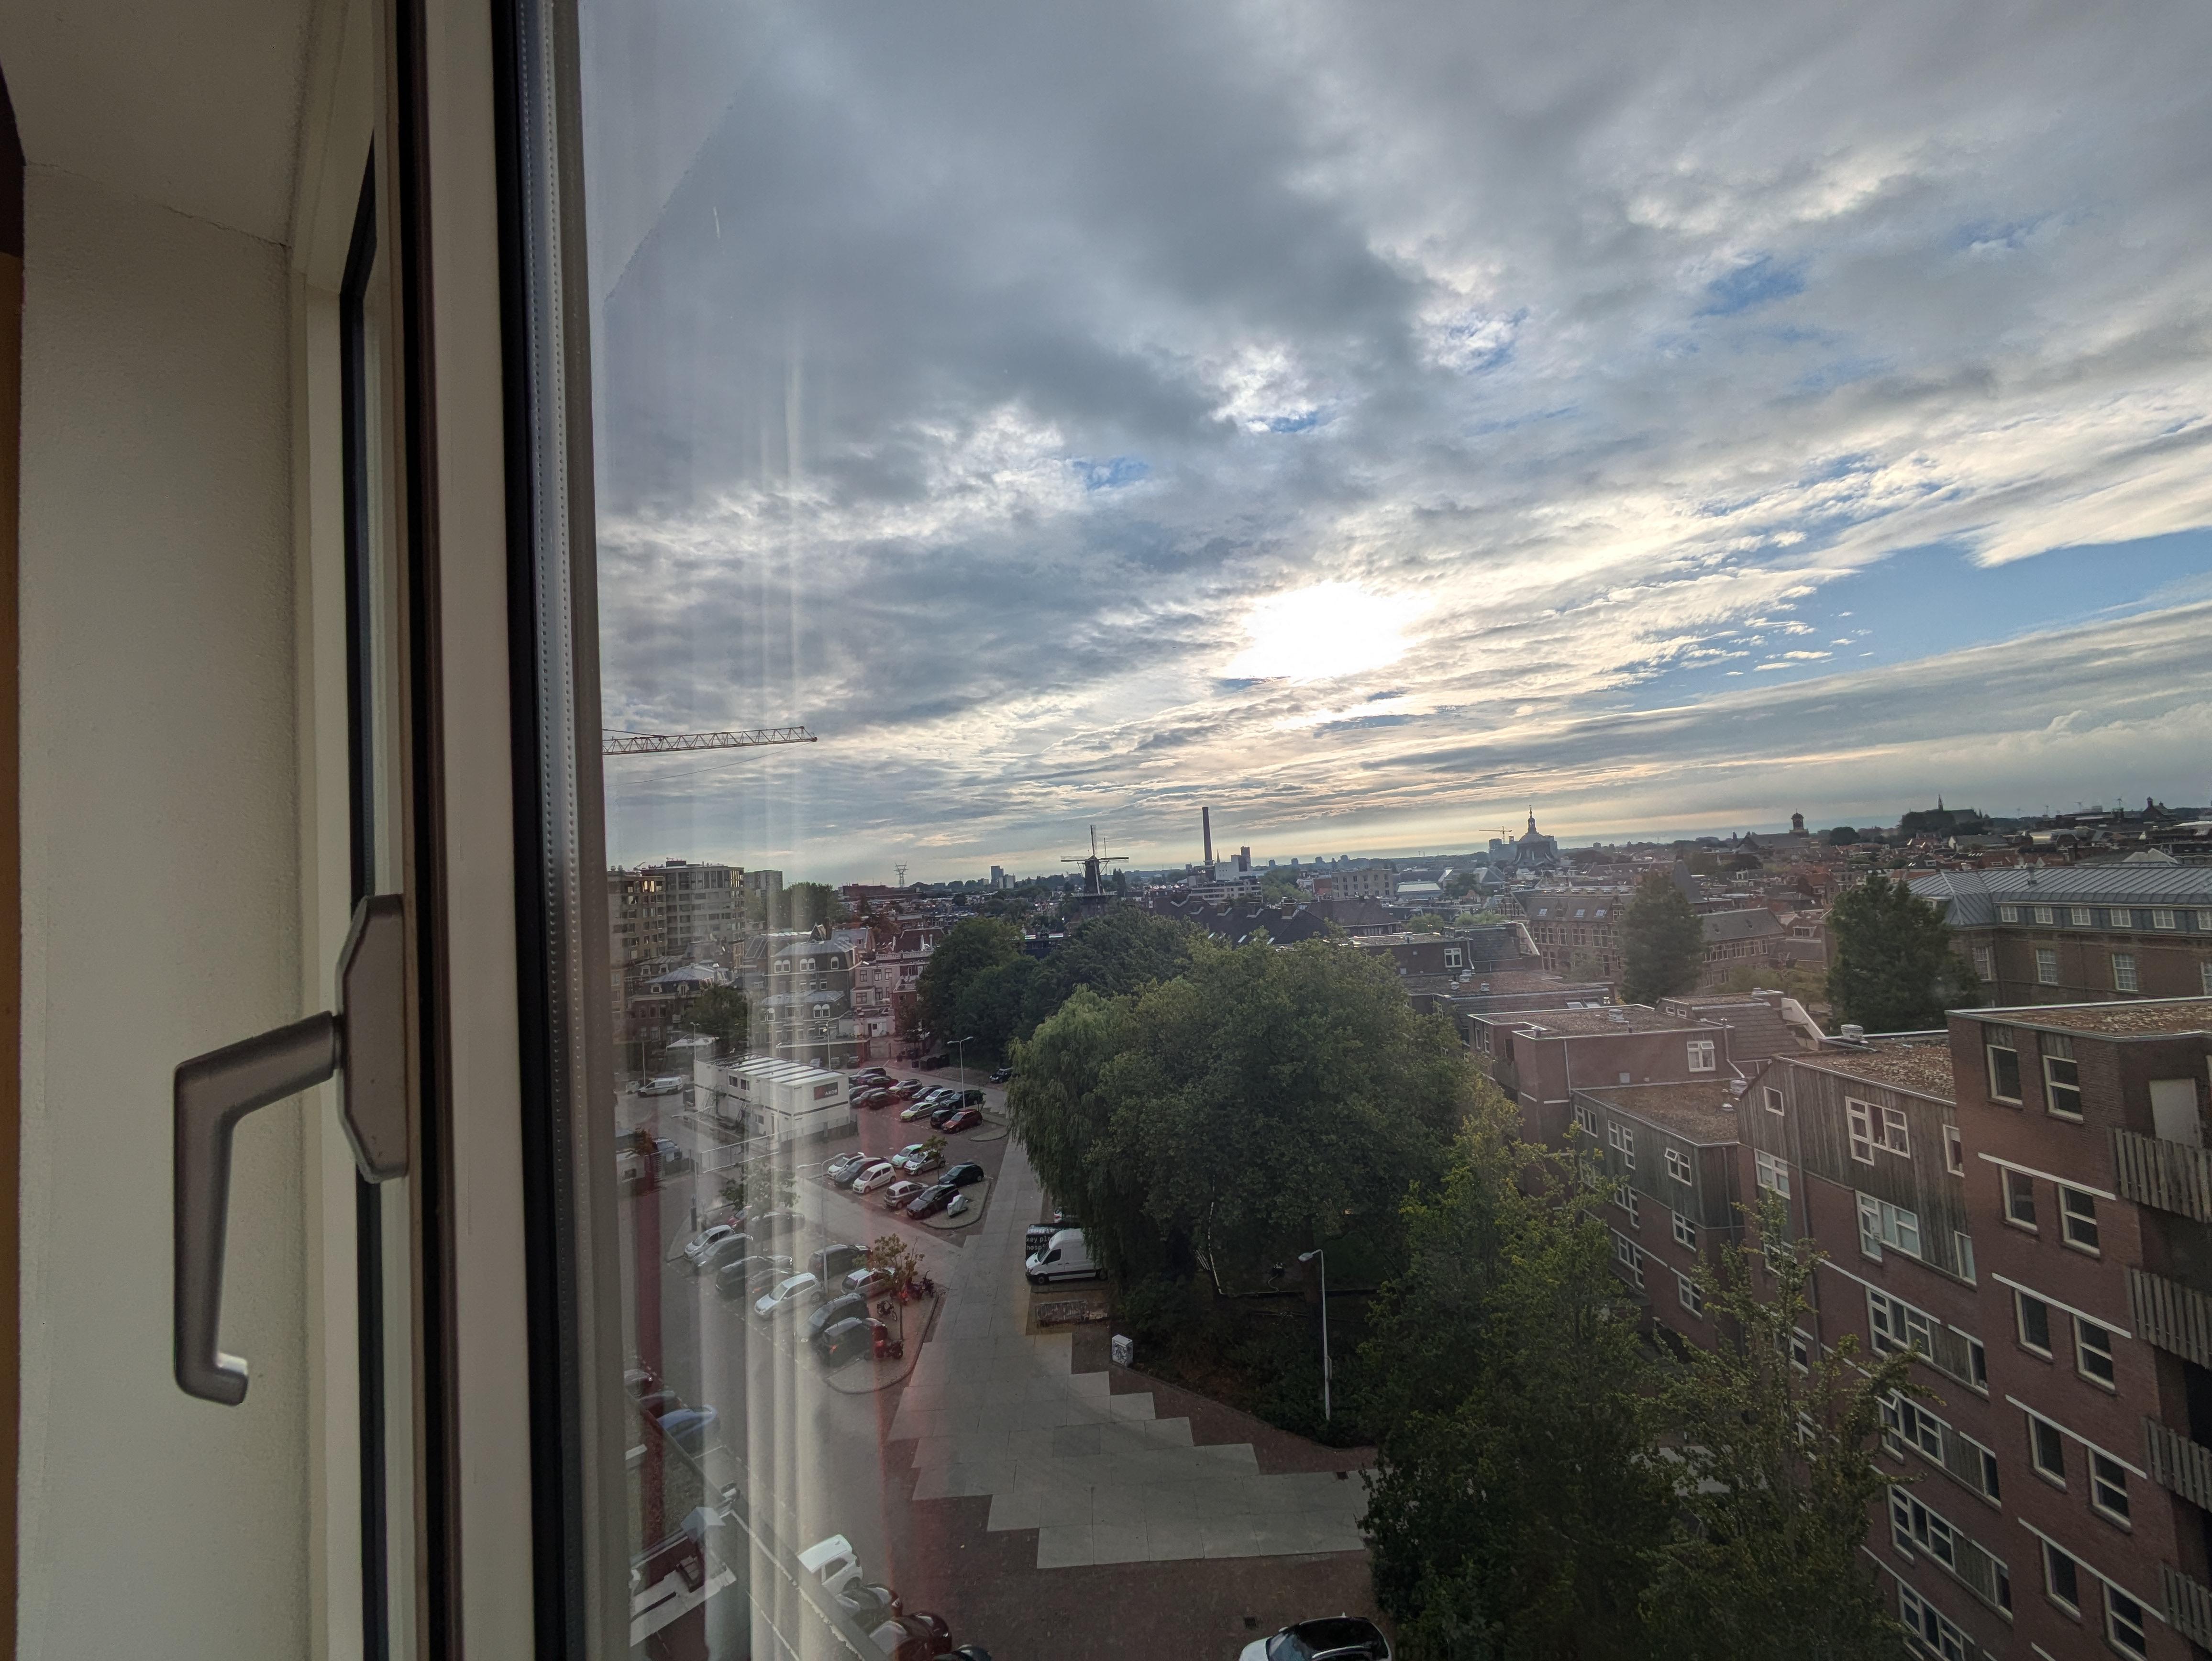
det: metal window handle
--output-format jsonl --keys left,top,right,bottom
{"left": 174, "top": 894, "right": 410, "bottom": 1405}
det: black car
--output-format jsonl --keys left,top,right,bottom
{"left": 944, "top": 1162, "right": 985, "bottom": 1187}
{"left": 1255, "top": 1617, "right": 1392, "bottom": 1661}
{"left": 812, "top": 1241, "right": 867, "bottom": 1282}
{"left": 807, "top": 1291, "right": 870, "bottom": 1342}
{"left": 816, "top": 1315, "right": 889, "bottom": 1369}
{"left": 989, "top": 1065, "right": 1013, "bottom": 1083}
{"left": 905, "top": 1183, "right": 958, "bottom": 1219}
{"left": 928, "top": 1102, "right": 965, "bottom": 1129}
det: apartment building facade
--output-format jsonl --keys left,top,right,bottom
{"left": 1743, "top": 1001, "right": 2212, "bottom": 1660}
{"left": 1914, "top": 866, "right": 2212, "bottom": 1008}
{"left": 1477, "top": 1004, "right": 1747, "bottom": 1148}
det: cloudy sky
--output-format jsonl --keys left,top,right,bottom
{"left": 580, "top": 0, "right": 2212, "bottom": 883}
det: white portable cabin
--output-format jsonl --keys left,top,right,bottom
{"left": 695, "top": 1054, "right": 853, "bottom": 1142}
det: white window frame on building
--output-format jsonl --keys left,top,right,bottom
{"left": 1686, "top": 1039, "right": 1716, "bottom": 1073}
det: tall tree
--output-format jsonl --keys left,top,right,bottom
{"left": 1621, "top": 871, "right": 1704, "bottom": 1004}
{"left": 915, "top": 916, "right": 1026, "bottom": 1042}
{"left": 1360, "top": 1096, "right": 1670, "bottom": 1660}
{"left": 1642, "top": 1196, "right": 1915, "bottom": 1661}
{"left": 683, "top": 985, "right": 751, "bottom": 1053}
{"left": 1826, "top": 874, "right": 1980, "bottom": 1032}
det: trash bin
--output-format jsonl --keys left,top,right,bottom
{"left": 1111, "top": 1333, "right": 1133, "bottom": 1366}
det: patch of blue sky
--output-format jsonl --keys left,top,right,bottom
{"left": 1622, "top": 530, "right": 2212, "bottom": 709}
{"left": 1954, "top": 217, "right": 2046, "bottom": 255}
{"left": 1075, "top": 455, "right": 1150, "bottom": 490}
{"left": 1790, "top": 353, "right": 1887, "bottom": 396}
{"left": 1263, "top": 410, "right": 1323, "bottom": 433}
{"left": 1696, "top": 254, "right": 1806, "bottom": 317}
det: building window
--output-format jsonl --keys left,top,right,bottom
{"left": 1444, "top": 947, "right": 1462, "bottom": 968}
{"left": 1986, "top": 1033, "right": 2022, "bottom": 1101}
{"left": 1754, "top": 1150, "right": 1790, "bottom": 1196}
{"left": 2030, "top": 1417, "right": 2066, "bottom": 1483}
{"left": 1573, "top": 1103, "right": 1600, "bottom": 1140}
{"left": 1763, "top": 1085, "right": 1783, "bottom": 1115}
{"left": 2091, "top": 1451, "right": 2131, "bottom": 1524}
{"left": 1665, "top": 1147, "right": 1691, "bottom": 1184}
{"left": 1676, "top": 1272, "right": 1704, "bottom": 1318}
{"left": 2034, "top": 904, "right": 2055, "bottom": 925}
{"left": 1614, "top": 1181, "right": 1640, "bottom": 1225}
{"left": 1858, "top": 1193, "right": 1921, "bottom": 1259}
{"left": 1899, "top": 1583, "right": 1971, "bottom": 1661}
{"left": 2044, "top": 1540, "right": 2080, "bottom": 1613}
{"left": 2035, "top": 946, "right": 2059, "bottom": 985}
{"left": 2107, "top": 1585, "right": 2150, "bottom": 1656}
{"left": 1672, "top": 1210, "right": 1696, "bottom": 1250}
{"left": 2016, "top": 1291, "right": 2053, "bottom": 1355}
{"left": 1686, "top": 1039, "right": 1715, "bottom": 1073}
{"left": 1943, "top": 1124, "right": 1965, "bottom": 1175}
{"left": 2112, "top": 952, "right": 2138, "bottom": 993}
{"left": 2043, "top": 1045, "right": 2082, "bottom": 1118}
{"left": 1847, "top": 1098, "right": 1876, "bottom": 1163}
{"left": 2070, "top": 906, "right": 2093, "bottom": 926}
{"left": 2058, "top": 1186, "right": 2101, "bottom": 1253}
{"left": 2202, "top": 959, "right": 2212, "bottom": 997}
{"left": 1972, "top": 943, "right": 1993, "bottom": 980}
{"left": 1999, "top": 904, "right": 2020, "bottom": 923}
{"left": 1955, "top": 1230, "right": 1975, "bottom": 1284}
{"left": 2076, "top": 1318, "right": 2117, "bottom": 1388}
{"left": 1612, "top": 1232, "right": 1643, "bottom": 1288}
{"left": 1788, "top": 1328, "right": 1812, "bottom": 1371}
{"left": 2003, "top": 1169, "right": 2037, "bottom": 1228}
{"left": 1879, "top": 1104, "right": 1911, "bottom": 1156}
{"left": 2152, "top": 908, "right": 2177, "bottom": 930}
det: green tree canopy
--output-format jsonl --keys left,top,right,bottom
{"left": 1642, "top": 1196, "right": 1914, "bottom": 1661}
{"left": 916, "top": 916, "right": 1028, "bottom": 1041}
{"left": 1009, "top": 937, "right": 1471, "bottom": 1285}
{"left": 683, "top": 985, "right": 751, "bottom": 1052}
{"left": 1825, "top": 826, "right": 1858, "bottom": 845}
{"left": 1826, "top": 873, "right": 1980, "bottom": 1032}
{"left": 1360, "top": 1100, "right": 1670, "bottom": 1659}
{"left": 1621, "top": 871, "right": 1704, "bottom": 1005}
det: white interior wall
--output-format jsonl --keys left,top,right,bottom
{"left": 15, "top": 163, "right": 309, "bottom": 1659}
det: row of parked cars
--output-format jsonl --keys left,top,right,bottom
{"left": 796, "top": 1533, "right": 990, "bottom": 1661}
{"left": 826, "top": 1147, "right": 986, "bottom": 1220}
{"left": 679, "top": 1223, "right": 917, "bottom": 1368}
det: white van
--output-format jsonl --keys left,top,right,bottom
{"left": 638, "top": 1075, "right": 687, "bottom": 1097}
{"left": 1024, "top": 1228, "right": 1099, "bottom": 1284}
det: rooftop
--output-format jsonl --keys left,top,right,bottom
{"left": 1575, "top": 1081, "right": 1741, "bottom": 1143}
{"left": 1983, "top": 997, "right": 2212, "bottom": 1038}
{"left": 1797, "top": 1038, "right": 1956, "bottom": 1101}
{"left": 1517, "top": 1006, "right": 1711, "bottom": 1037}
{"left": 1913, "top": 865, "right": 2212, "bottom": 926}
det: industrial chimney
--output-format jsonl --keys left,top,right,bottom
{"left": 1202, "top": 806, "right": 1214, "bottom": 871}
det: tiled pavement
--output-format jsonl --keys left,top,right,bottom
{"left": 888, "top": 1148, "right": 1367, "bottom": 1570}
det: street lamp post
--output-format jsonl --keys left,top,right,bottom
{"left": 1299, "top": 1247, "right": 1331, "bottom": 1421}
{"left": 949, "top": 1034, "right": 976, "bottom": 1093}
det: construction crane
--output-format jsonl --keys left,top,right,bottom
{"left": 602, "top": 725, "right": 816, "bottom": 756}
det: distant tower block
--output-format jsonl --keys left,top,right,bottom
{"left": 1202, "top": 806, "right": 1215, "bottom": 869}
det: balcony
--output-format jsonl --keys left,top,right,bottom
{"left": 2165, "top": 1564, "right": 2212, "bottom": 1652}
{"left": 2145, "top": 1416, "right": 2212, "bottom": 1512}
{"left": 2113, "top": 1128, "right": 2212, "bottom": 1222}
{"left": 2127, "top": 1267, "right": 2212, "bottom": 1369}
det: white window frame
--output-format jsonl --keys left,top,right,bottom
{"left": 1999, "top": 905, "right": 2020, "bottom": 923}
{"left": 1612, "top": 1231, "right": 1643, "bottom": 1288}
{"left": 1972, "top": 943, "right": 1993, "bottom": 981}
{"left": 2043, "top": 1539, "right": 2080, "bottom": 1613}
{"left": 2112, "top": 952, "right": 2138, "bottom": 993}
{"left": 1788, "top": 1328, "right": 1811, "bottom": 1372}
{"left": 1613, "top": 1180, "right": 1639, "bottom": 1225}
{"left": 2028, "top": 1414, "right": 2066, "bottom": 1484}
{"left": 2152, "top": 908, "right": 2177, "bottom": 930}
{"left": 2076, "top": 1318, "right": 2117, "bottom": 1389}
{"left": 1878, "top": 1103, "right": 1911, "bottom": 1156}
{"left": 1686, "top": 1039, "right": 1715, "bottom": 1074}
{"left": 1672, "top": 1210, "right": 1696, "bottom": 1250}
{"left": 2002, "top": 1168, "right": 2037, "bottom": 1229}
{"left": 1676, "top": 1271, "right": 1704, "bottom": 1318}
{"left": 2043, "top": 1049, "right": 2083, "bottom": 1119}
{"left": 1847, "top": 1097, "right": 1876, "bottom": 1163}
{"left": 1664, "top": 1146, "right": 1691, "bottom": 1184}
{"left": 1943, "top": 1124, "right": 1964, "bottom": 1175}
{"left": 1898, "top": 1582, "right": 1971, "bottom": 1661}
{"left": 2035, "top": 946, "right": 2059, "bottom": 985}
{"left": 1763, "top": 1085, "right": 1783, "bottom": 1115}
{"left": 1858, "top": 1192, "right": 1922, "bottom": 1260}
{"left": 2058, "top": 1185, "right": 2100, "bottom": 1254}
{"left": 1986, "top": 1037, "right": 2022, "bottom": 1102}
{"left": 2090, "top": 1451, "right": 2131, "bottom": 1527}
{"left": 1754, "top": 1149, "right": 1790, "bottom": 1196}
{"left": 2015, "top": 1289, "right": 2054, "bottom": 1355}
{"left": 2034, "top": 905, "right": 2056, "bottom": 925}
{"left": 2107, "top": 1583, "right": 2150, "bottom": 1656}
{"left": 2070, "top": 906, "right": 2093, "bottom": 927}
{"left": 1573, "top": 1103, "right": 1600, "bottom": 1140}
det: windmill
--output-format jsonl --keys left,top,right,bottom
{"left": 1061, "top": 826, "right": 1128, "bottom": 899}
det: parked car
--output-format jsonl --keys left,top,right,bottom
{"left": 886, "top": 1080, "right": 923, "bottom": 1100}
{"left": 749, "top": 1208, "right": 805, "bottom": 1238}
{"left": 815, "top": 1315, "right": 892, "bottom": 1369}
{"left": 653, "top": 1407, "right": 719, "bottom": 1454}
{"left": 882, "top": 1180, "right": 925, "bottom": 1211}
{"left": 926, "top": 1103, "right": 963, "bottom": 1129}
{"left": 943, "top": 1162, "right": 985, "bottom": 1187}
{"left": 807, "top": 1290, "right": 870, "bottom": 1341}
{"left": 753, "top": 1272, "right": 821, "bottom": 1319}
{"left": 851, "top": 1088, "right": 884, "bottom": 1110}
{"left": 714, "top": 1254, "right": 791, "bottom": 1298}
{"left": 898, "top": 1098, "right": 937, "bottom": 1122}
{"left": 896, "top": 1144, "right": 943, "bottom": 1176}
{"left": 905, "top": 1184, "right": 958, "bottom": 1220}
{"left": 637, "top": 1075, "right": 686, "bottom": 1097}
{"left": 1025, "top": 1228, "right": 1099, "bottom": 1284}
{"left": 959, "top": 1087, "right": 986, "bottom": 1106}
{"left": 852, "top": 1160, "right": 897, "bottom": 1193}
{"left": 939, "top": 1107, "right": 983, "bottom": 1133}
{"left": 1239, "top": 1617, "right": 1392, "bottom": 1661}
{"left": 919, "top": 1051, "right": 950, "bottom": 1069}
{"left": 870, "top": 1612, "right": 953, "bottom": 1661}
{"left": 850, "top": 1068, "right": 893, "bottom": 1088}
{"left": 681, "top": 1223, "right": 740, "bottom": 1268}
{"left": 696, "top": 1233, "right": 755, "bottom": 1275}
{"left": 988, "top": 1065, "right": 1012, "bottom": 1083}
{"left": 812, "top": 1241, "right": 868, "bottom": 1281}
{"left": 826, "top": 1151, "right": 873, "bottom": 1185}
{"left": 842, "top": 1265, "right": 896, "bottom": 1300}
{"left": 652, "top": 1137, "right": 693, "bottom": 1174}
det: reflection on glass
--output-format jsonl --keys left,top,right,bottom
{"left": 578, "top": 6, "right": 2210, "bottom": 1657}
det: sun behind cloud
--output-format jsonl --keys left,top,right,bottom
{"left": 1222, "top": 582, "right": 1429, "bottom": 683}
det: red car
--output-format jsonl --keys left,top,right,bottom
{"left": 940, "top": 1107, "right": 983, "bottom": 1132}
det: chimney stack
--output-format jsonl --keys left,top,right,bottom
{"left": 1202, "top": 807, "right": 1214, "bottom": 870}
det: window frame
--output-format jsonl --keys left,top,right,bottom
{"left": 2016, "top": 1290, "right": 2053, "bottom": 1356}
{"left": 1664, "top": 1146, "right": 1691, "bottom": 1184}
{"left": 1686, "top": 1038, "right": 1715, "bottom": 1074}
{"left": 1671, "top": 1210, "right": 1696, "bottom": 1250}
{"left": 2106, "top": 1583, "right": 2149, "bottom": 1656}
{"left": 1943, "top": 1123, "right": 1964, "bottom": 1175}
{"left": 2029, "top": 1415, "right": 2066, "bottom": 1485}
{"left": 2035, "top": 945, "right": 2059, "bottom": 985}
{"left": 2089, "top": 1451, "right": 2131, "bottom": 1527}
{"left": 2058, "top": 1185, "right": 2101, "bottom": 1254}
{"left": 2111, "top": 952, "right": 2138, "bottom": 993}
{"left": 1754, "top": 1150, "right": 1790, "bottom": 1196}
{"left": 1846, "top": 1097, "right": 1876, "bottom": 1163}
{"left": 2075, "top": 1318, "right": 2117, "bottom": 1389}
{"left": 2002, "top": 1168, "right": 2037, "bottom": 1229}
{"left": 2043, "top": 1048, "right": 2083, "bottom": 1119}
{"left": 1986, "top": 1037, "right": 2022, "bottom": 1102}
{"left": 2043, "top": 1539, "right": 2080, "bottom": 1614}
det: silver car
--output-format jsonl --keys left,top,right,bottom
{"left": 753, "top": 1272, "right": 821, "bottom": 1319}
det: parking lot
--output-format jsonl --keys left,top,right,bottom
{"left": 623, "top": 1069, "right": 1382, "bottom": 1661}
